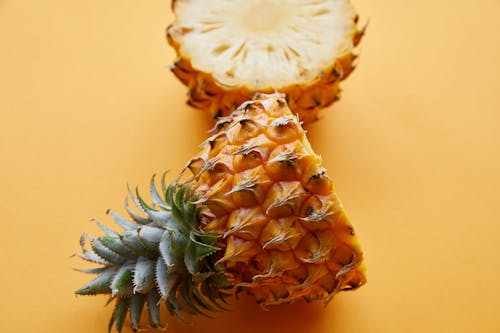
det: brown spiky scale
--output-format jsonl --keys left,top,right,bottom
{"left": 167, "top": 0, "right": 365, "bottom": 124}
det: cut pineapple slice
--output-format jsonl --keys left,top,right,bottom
{"left": 168, "top": 0, "right": 364, "bottom": 123}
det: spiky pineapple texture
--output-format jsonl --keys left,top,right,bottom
{"left": 167, "top": 0, "right": 365, "bottom": 124}
{"left": 76, "top": 93, "right": 366, "bottom": 332}
{"left": 185, "top": 93, "right": 366, "bottom": 305}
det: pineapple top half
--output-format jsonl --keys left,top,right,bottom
{"left": 170, "top": 0, "right": 358, "bottom": 89}
{"left": 168, "top": 0, "right": 364, "bottom": 123}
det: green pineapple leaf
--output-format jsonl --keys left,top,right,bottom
{"left": 146, "top": 290, "right": 163, "bottom": 329}
{"left": 110, "top": 265, "right": 134, "bottom": 297}
{"left": 100, "top": 235, "right": 134, "bottom": 259}
{"left": 113, "top": 297, "right": 128, "bottom": 333}
{"left": 150, "top": 175, "right": 170, "bottom": 210}
{"left": 90, "top": 239, "right": 126, "bottom": 265}
{"left": 107, "top": 209, "right": 136, "bottom": 231}
{"left": 75, "top": 267, "right": 117, "bottom": 295}
{"left": 155, "top": 257, "right": 179, "bottom": 300}
{"left": 130, "top": 294, "right": 146, "bottom": 331}
{"left": 132, "top": 257, "right": 155, "bottom": 294}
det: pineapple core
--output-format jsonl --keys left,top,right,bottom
{"left": 170, "top": 0, "right": 358, "bottom": 90}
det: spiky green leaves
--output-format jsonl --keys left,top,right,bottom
{"left": 133, "top": 257, "right": 155, "bottom": 294}
{"left": 75, "top": 177, "right": 230, "bottom": 332}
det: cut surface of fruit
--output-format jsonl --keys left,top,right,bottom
{"left": 168, "top": 0, "right": 364, "bottom": 123}
{"left": 75, "top": 94, "right": 366, "bottom": 332}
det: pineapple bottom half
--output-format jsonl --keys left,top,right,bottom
{"left": 76, "top": 93, "right": 366, "bottom": 332}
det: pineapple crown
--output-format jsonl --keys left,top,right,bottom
{"left": 75, "top": 174, "right": 231, "bottom": 332}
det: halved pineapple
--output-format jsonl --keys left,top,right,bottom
{"left": 76, "top": 94, "right": 366, "bottom": 332}
{"left": 168, "top": 0, "right": 364, "bottom": 124}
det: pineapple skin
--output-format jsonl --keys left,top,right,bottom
{"left": 167, "top": 19, "right": 365, "bottom": 124}
{"left": 187, "top": 93, "right": 366, "bottom": 305}
{"left": 76, "top": 94, "right": 366, "bottom": 332}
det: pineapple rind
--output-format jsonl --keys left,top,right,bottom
{"left": 188, "top": 93, "right": 366, "bottom": 306}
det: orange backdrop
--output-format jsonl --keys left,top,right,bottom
{"left": 1, "top": 0, "right": 499, "bottom": 332}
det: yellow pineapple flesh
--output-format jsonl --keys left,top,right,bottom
{"left": 168, "top": 0, "right": 365, "bottom": 124}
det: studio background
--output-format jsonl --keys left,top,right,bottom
{"left": 1, "top": 0, "right": 499, "bottom": 332}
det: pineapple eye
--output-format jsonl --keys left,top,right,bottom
{"left": 187, "top": 157, "right": 205, "bottom": 176}
{"left": 265, "top": 117, "right": 300, "bottom": 144}
{"left": 231, "top": 118, "right": 261, "bottom": 144}
{"left": 305, "top": 171, "right": 333, "bottom": 195}
{"left": 265, "top": 151, "right": 301, "bottom": 181}
{"left": 233, "top": 149, "right": 263, "bottom": 172}
{"left": 205, "top": 133, "right": 229, "bottom": 157}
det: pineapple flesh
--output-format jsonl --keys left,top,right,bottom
{"left": 168, "top": 0, "right": 364, "bottom": 124}
{"left": 76, "top": 94, "right": 366, "bottom": 332}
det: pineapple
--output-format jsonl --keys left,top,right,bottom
{"left": 167, "top": 0, "right": 365, "bottom": 124}
{"left": 76, "top": 94, "right": 366, "bottom": 332}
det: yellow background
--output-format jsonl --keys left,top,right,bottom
{"left": 1, "top": 0, "right": 499, "bottom": 332}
